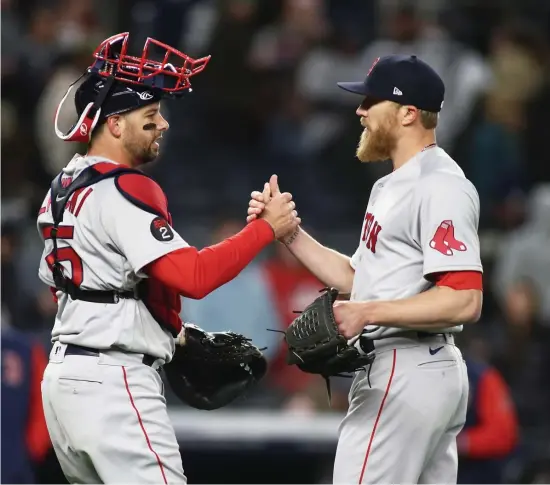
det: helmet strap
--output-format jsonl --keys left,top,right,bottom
{"left": 54, "top": 75, "right": 116, "bottom": 143}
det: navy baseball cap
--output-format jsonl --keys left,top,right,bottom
{"left": 75, "top": 73, "right": 163, "bottom": 122}
{"left": 337, "top": 55, "right": 445, "bottom": 112}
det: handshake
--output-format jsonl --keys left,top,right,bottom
{"left": 247, "top": 174, "right": 300, "bottom": 241}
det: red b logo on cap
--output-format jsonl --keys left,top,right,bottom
{"left": 367, "top": 57, "right": 380, "bottom": 76}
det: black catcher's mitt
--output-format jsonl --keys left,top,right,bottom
{"left": 285, "top": 288, "right": 375, "bottom": 379}
{"left": 163, "top": 323, "right": 267, "bottom": 410}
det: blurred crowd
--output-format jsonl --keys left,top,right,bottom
{"left": 2, "top": 0, "right": 550, "bottom": 483}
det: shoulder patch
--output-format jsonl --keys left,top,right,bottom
{"left": 429, "top": 220, "right": 467, "bottom": 256}
{"left": 150, "top": 217, "right": 174, "bottom": 242}
{"left": 115, "top": 173, "right": 169, "bottom": 220}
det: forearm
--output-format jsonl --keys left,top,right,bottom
{"left": 146, "top": 219, "right": 274, "bottom": 298}
{"left": 283, "top": 227, "right": 355, "bottom": 292}
{"left": 371, "top": 286, "right": 482, "bottom": 329}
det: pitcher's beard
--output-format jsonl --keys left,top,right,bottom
{"left": 356, "top": 125, "right": 397, "bottom": 163}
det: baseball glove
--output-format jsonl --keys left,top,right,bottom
{"left": 285, "top": 288, "right": 375, "bottom": 380}
{"left": 163, "top": 323, "right": 267, "bottom": 410}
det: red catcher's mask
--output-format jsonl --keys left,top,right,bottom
{"left": 54, "top": 32, "right": 211, "bottom": 143}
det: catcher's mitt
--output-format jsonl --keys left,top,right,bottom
{"left": 163, "top": 323, "right": 267, "bottom": 410}
{"left": 285, "top": 288, "right": 376, "bottom": 381}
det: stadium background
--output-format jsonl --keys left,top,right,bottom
{"left": 1, "top": 0, "right": 550, "bottom": 482}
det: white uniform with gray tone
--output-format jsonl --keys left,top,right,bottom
{"left": 37, "top": 155, "right": 188, "bottom": 483}
{"left": 333, "top": 147, "right": 482, "bottom": 484}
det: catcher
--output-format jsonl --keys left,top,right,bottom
{"left": 37, "top": 33, "right": 298, "bottom": 484}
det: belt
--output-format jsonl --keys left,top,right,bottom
{"left": 60, "top": 287, "right": 138, "bottom": 304}
{"left": 417, "top": 331, "right": 452, "bottom": 341}
{"left": 355, "top": 331, "right": 453, "bottom": 389}
{"left": 53, "top": 267, "right": 139, "bottom": 304}
{"left": 64, "top": 344, "right": 157, "bottom": 367}
{"left": 360, "top": 331, "right": 452, "bottom": 352}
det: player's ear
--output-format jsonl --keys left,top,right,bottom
{"left": 106, "top": 115, "right": 123, "bottom": 138}
{"left": 401, "top": 105, "right": 418, "bottom": 127}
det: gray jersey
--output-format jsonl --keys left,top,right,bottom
{"left": 350, "top": 147, "right": 482, "bottom": 339}
{"left": 37, "top": 155, "right": 189, "bottom": 361}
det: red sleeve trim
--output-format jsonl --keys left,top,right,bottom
{"left": 430, "top": 271, "right": 483, "bottom": 291}
{"left": 115, "top": 173, "right": 169, "bottom": 220}
{"left": 145, "top": 219, "right": 274, "bottom": 299}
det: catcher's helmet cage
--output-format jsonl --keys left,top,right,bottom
{"left": 54, "top": 32, "right": 211, "bottom": 143}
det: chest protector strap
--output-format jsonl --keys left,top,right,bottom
{"left": 49, "top": 165, "right": 138, "bottom": 303}
{"left": 49, "top": 163, "right": 182, "bottom": 337}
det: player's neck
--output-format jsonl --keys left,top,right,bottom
{"left": 86, "top": 142, "right": 137, "bottom": 168}
{"left": 391, "top": 131, "right": 436, "bottom": 170}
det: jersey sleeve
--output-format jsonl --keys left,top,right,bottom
{"left": 101, "top": 185, "right": 189, "bottom": 275}
{"left": 350, "top": 212, "right": 368, "bottom": 269}
{"left": 350, "top": 247, "right": 361, "bottom": 270}
{"left": 419, "top": 177, "right": 483, "bottom": 277}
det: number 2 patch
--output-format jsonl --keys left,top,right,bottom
{"left": 150, "top": 217, "right": 174, "bottom": 242}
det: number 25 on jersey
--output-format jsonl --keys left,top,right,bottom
{"left": 41, "top": 225, "right": 83, "bottom": 286}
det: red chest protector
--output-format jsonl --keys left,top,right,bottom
{"left": 48, "top": 161, "right": 182, "bottom": 337}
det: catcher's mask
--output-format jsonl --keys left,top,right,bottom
{"left": 54, "top": 32, "right": 211, "bottom": 143}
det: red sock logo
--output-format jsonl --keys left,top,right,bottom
{"left": 429, "top": 220, "right": 467, "bottom": 256}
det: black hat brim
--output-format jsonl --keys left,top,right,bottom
{"left": 336, "top": 81, "right": 369, "bottom": 95}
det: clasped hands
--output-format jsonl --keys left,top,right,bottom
{"left": 247, "top": 175, "right": 377, "bottom": 340}
{"left": 247, "top": 174, "right": 300, "bottom": 239}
